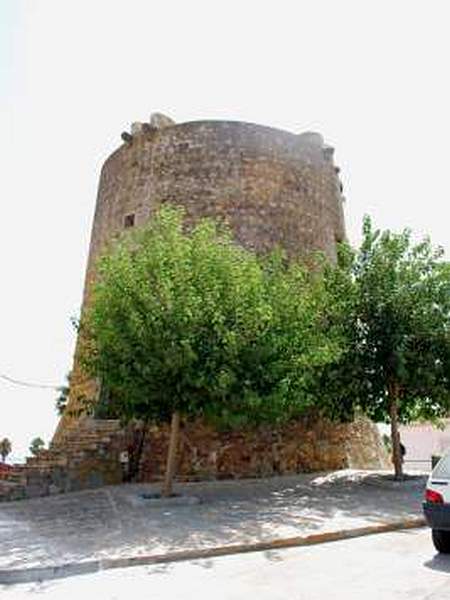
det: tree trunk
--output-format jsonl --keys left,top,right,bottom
{"left": 162, "top": 411, "right": 180, "bottom": 497}
{"left": 127, "top": 421, "right": 148, "bottom": 482}
{"left": 389, "top": 389, "right": 403, "bottom": 480}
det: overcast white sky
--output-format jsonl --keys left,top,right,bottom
{"left": 1, "top": 1, "right": 449, "bottom": 461}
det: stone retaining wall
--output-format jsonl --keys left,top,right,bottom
{"left": 0, "top": 416, "right": 388, "bottom": 502}
{"left": 138, "top": 416, "right": 389, "bottom": 482}
{"left": 0, "top": 420, "right": 125, "bottom": 502}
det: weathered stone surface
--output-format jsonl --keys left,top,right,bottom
{"left": 297, "top": 131, "right": 324, "bottom": 146}
{"left": 0, "top": 414, "right": 388, "bottom": 503}
{"left": 130, "top": 122, "right": 144, "bottom": 135}
{"left": 43, "top": 116, "right": 385, "bottom": 495}
{"left": 138, "top": 416, "right": 389, "bottom": 483}
{"left": 56, "top": 117, "right": 346, "bottom": 437}
{"left": 0, "top": 420, "right": 125, "bottom": 502}
{"left": 150, "top": 112, "right": 176, "bottom": 129}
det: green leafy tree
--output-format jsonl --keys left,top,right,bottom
{"left": 79, "top": 206, "right": 339, "bottom": 495}
{"left": 29, "top": 437, "right": 45, "bottom": 456}
{"left": 0, "top": 438, "right": 12, "bottom": 463}
{"left": 322, "top": 217, "right": 450, "bottom": 478}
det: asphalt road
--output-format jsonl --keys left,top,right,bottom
{"left": 2, "top": 528, "right": 449, "bottom": 599}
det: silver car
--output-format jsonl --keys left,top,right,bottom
{"left": 423, "top": 451, "right": 450, "bottom": 552}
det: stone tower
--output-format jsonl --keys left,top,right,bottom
{"left": 55, "top": 114, "right": 346, "bottom": 445}
{"left": 0, "top": 114, "right": 387, "bottom": 503}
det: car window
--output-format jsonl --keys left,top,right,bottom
{"left": 432, "top": 453, "right": 450, "bottom": 478}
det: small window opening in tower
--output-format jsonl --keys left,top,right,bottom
{"left": 124, "top": 213, "right": 135, "bottom": 228}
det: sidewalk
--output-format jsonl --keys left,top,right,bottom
{"left": 0, "top": 470, "right": 427, "bottom": 581}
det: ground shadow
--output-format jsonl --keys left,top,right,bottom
{"left": 424, "top": 554, "right": 450, "bottom": 574}
{"left": 0, "top": 470, "right": 428, "bottom": 584}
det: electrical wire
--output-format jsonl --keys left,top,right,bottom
{"left": 0, "top": 374, "right": 60, "bottom": 390}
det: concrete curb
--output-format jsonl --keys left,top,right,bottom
{"left": 0, "top": 517, "right": 426, "bottom": 585}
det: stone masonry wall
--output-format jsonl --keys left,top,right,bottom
{"left": 56, "top": 117, "right": 346, "bottom": 437}
{"left": 1, "top": 415, "right": 388, "bottom": 503}
{"left": 138, "top": 416, "right": 388, "bottom": 482}
{"left": 51, "top": 117, "right": 389, "bottom": 486}
{"left": 0, "top": 420, "right": 125, "bottom": 502}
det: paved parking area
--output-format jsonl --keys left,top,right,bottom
{"left": 0, "top": 470, "right": 427, "bottom": 573}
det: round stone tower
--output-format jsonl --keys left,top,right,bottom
{"left": 55, "top": 114, "right": 346, "bottom": 438}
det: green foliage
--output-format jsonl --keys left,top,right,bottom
{"left": 0, "top": 438, "right": 12, "bottom": 462}
{"left": 321, "top": 216, "right": 450, "bottom": 425}
{"left": 29, "top": 437, "right": 45, "bottom": 456}
{"left": 55, "top": 372, "right": 91, "bottom": 419}
{"left": 79, "top": 206, "right": 340, "bottom": 429}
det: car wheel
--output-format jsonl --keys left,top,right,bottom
{"left": 432, "top": 529, "right": 450, "bottom": 553}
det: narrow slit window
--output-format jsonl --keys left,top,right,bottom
{"left": 124, "top": 213, "right": 135, "bottom": 228}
